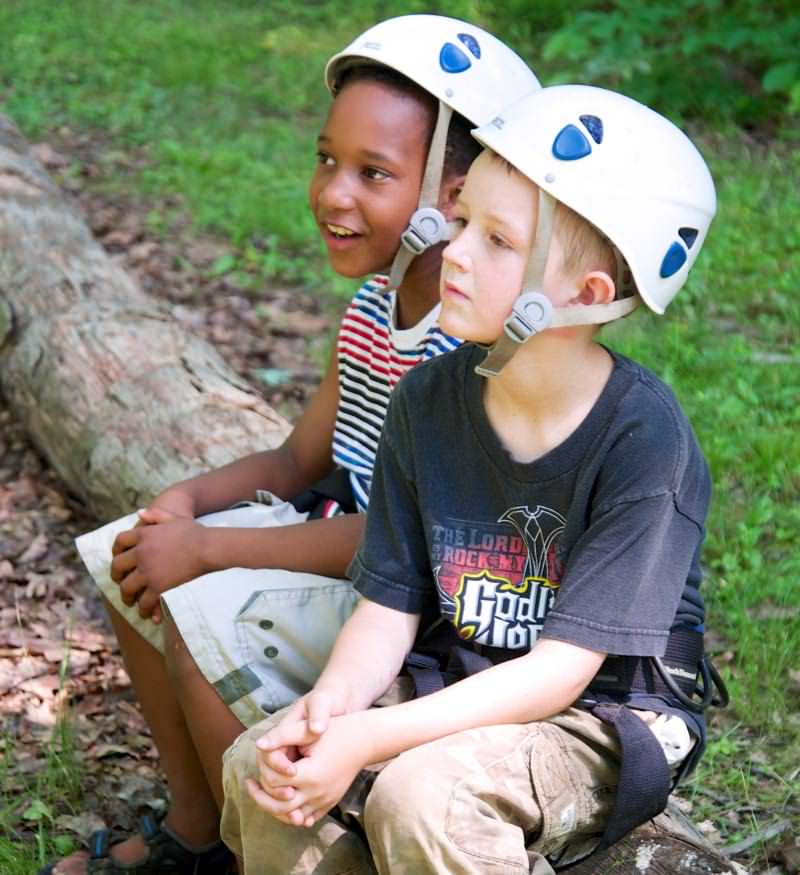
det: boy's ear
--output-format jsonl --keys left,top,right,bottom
{"left": 437, "top": 173, "right": 465, "bottom": 220}
{"left": 576, "top": 270, "right": 616, "bottom": 306}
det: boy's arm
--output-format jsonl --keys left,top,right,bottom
{"left": 110, "top": 347, "right": 369, "bottom": 609}
{"left": 248, "top": 597, "right": 419, "bottom": 824}
{"left": 355, "top": 636, "right": 604, "bottom": 762}
{"left": 112, "top": 513, "right": 366, "bottom": 619}
{"left": 312, "top": 597, "right": 420, "bottom": 713}
{"left": 264, "top": 597, "right": 420, "bottom": 734}
{"left": 253, "top": 634, "right": 603, "bottom": 826}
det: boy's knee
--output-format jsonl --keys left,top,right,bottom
{"left": 223, "top": 721, "right": 268, "bottom": 790}
{"left": 220, "top": 721, "right": 273, "bottom": 858}
{"left": 162, "top": 613, "right": 190, "bottom": 679}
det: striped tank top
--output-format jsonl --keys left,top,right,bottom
{"left": 332, "top": 275, "right": 461, "bottom": 512}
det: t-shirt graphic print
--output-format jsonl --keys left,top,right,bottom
{"left": 432, "top": 505, "right": 565, "bottom": 651}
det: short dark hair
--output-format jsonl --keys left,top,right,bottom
{"left": 335, "top": 63, "right": 481, "bottom": 180}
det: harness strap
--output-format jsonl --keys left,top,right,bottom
{"left": 588, "top": 626, "right": 704, "bottom": 702}
{"left": 402, "top": 622, "right": 724, "bottom": 853}
{"left": 404, "top": 651, "right": 446, "bottom": 697}
{"left": 591, "top": 702, "right": 671, "bottom": 849}
{"left": 404, "top": 646, "right": 493, "bottom": 696}
{"left": 288, "top": 466, "right": 357, "bottom": 519}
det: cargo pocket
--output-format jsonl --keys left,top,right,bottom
{"left": 234, "top": 579, "right": 358, "bottom": 713}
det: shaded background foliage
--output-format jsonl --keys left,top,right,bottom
{"left": 495, "top": 0, "right": 800, "bottom": 128}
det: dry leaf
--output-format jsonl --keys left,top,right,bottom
{"left": 17, "top": 533, "right": 50, "bottom": 564}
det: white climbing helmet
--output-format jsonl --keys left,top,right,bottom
{"left": 326, "top": 15, "right": 541, "bottom": 290}
{"left": 470, "top": 85, "right": 717, "bottom": 376}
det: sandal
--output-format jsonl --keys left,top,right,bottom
{"left": 39, "top": 812, "right": 234, "bottom": 874}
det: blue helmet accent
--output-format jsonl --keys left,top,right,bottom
{"left": 678, "top": 227, "right": 699, "bottom": 248}
{"left": 659, "top": 242, "right": 687, "bottom": 278}
{"left": 439, "top": 42, "right": 472, "bottom": 73}
{"left": 579, "top": 114, "right": 603, "bottom": 144}
{"left": 457, "top": 32, "right": 481, "bottom": 58}
{"left": 552, "top": 124, "right": 592, "bottom": 160}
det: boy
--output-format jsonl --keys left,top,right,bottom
{"left": 51, "top": 16, "right": 539, "bottom": 875}
{"left": 220, "top": 85, "right": 725, "bottom": 874}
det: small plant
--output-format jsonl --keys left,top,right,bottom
{"left": 1, "top": 713, "right": 82, "bottom": 873}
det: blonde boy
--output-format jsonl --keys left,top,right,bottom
{"left": 221, "top": 85, "right": 725, "bottom": 874}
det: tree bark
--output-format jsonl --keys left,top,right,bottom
{"left": 0, "top": 114, "right": 290, "bottom": 520}
{"left": 564, "top": 800, "right": 749, "bottom": 874}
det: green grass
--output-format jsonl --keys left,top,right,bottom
{"left": 0, "top": 0, "right": 481, "bottom": 294}
{"left": 1, "top": 1, "right": 798, "bottom": 868}
{"left": 604, "top": 137, "right": 800, "bottom": 734}
{"left": 1, "top": 720, "right": 81, "bottom": 874}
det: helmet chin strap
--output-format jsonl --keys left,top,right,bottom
{"left": 475, "top": 189, "right": 640, "bottom": 378}
{"left": 387, "top": 102, "right": 453, "bottom": 291}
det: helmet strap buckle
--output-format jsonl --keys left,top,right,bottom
{"left": 400, "top": 207, "right": 448, "bottom": 255}
{"left": 504, "top": 292, "right": 553, "bottom": 342}
{"left": 386, "top": 102, "right": 452, "bottom": 290}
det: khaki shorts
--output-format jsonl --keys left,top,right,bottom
{"left": 221, "top": 704, "right": 680, "bottom": 875}
{"left": 75, "top": 500, "right": 359, "bottom": 726}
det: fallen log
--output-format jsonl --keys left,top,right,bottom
{"left": 564, "top": 800, "right": 750, "bottom": 874}
{"left": 0, "top": 114, "right": 290, "bottom": 520}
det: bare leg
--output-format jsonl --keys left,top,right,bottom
{"left": 163, "top": 612, "right": 247, "bottom": 809}
{"left": 53, "top": 599, "right": 221, "bottom": 874}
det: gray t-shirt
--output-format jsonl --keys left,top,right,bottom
{"left": 351, "top": 343, "right": 710, "bottom": 667}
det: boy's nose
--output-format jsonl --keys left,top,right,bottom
{"left": 443, "top": 236, "right": 469, "bottom": 270}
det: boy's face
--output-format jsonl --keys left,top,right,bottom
{"left": 308, "top": 80, "right": 430, "bottom": 278}
{"left": 439, "top": 151, "right": 540, "bottom": 345}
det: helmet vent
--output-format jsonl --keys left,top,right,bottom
{"left": 678, "top": 227, "right": 699, "bottom": 248}
{"left": 659, "top": 242, "right": 688, "bottom": 278}
{"left": 579, "top": 114, "right": 603, "bottom": 144}
{"left": 439, "top": 42, "right": 472, "bottom": 73}
{"left": 552, "top": 124, "right": 592, "bottom": 160}
{"left": 457, "top": 33, "right": 481, "bottom": 58}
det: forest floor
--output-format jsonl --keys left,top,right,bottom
{"left": 1, "top": 131, "right": 797, "bottom": 875}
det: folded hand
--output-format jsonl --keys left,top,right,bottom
{"left": 110, "top": 515, "right": 208, "bottom": 621}
{"left": 247, "top": 713, "right": 371, "bottom": 828}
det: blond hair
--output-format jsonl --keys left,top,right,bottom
{"left": 488, "top": 151, "right": 617, "bottom": 284}
{"left": 554, "top": 201, "right": 617, "bottom": 283}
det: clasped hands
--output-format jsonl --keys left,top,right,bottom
{"left": 110, "top": 498, "right": 207, "bottom": 623}
{"left": 246, "top": 687, "right": 372, "bottom": 829}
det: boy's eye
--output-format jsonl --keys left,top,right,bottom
{"left": 489, "top": 233, "right": 512, "bottom": 250}
{"left": 363, "top": 167, "right": 389, "bottom": 181}
{"left": 316, "top": 151, "right": 335, "bottom": 167}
